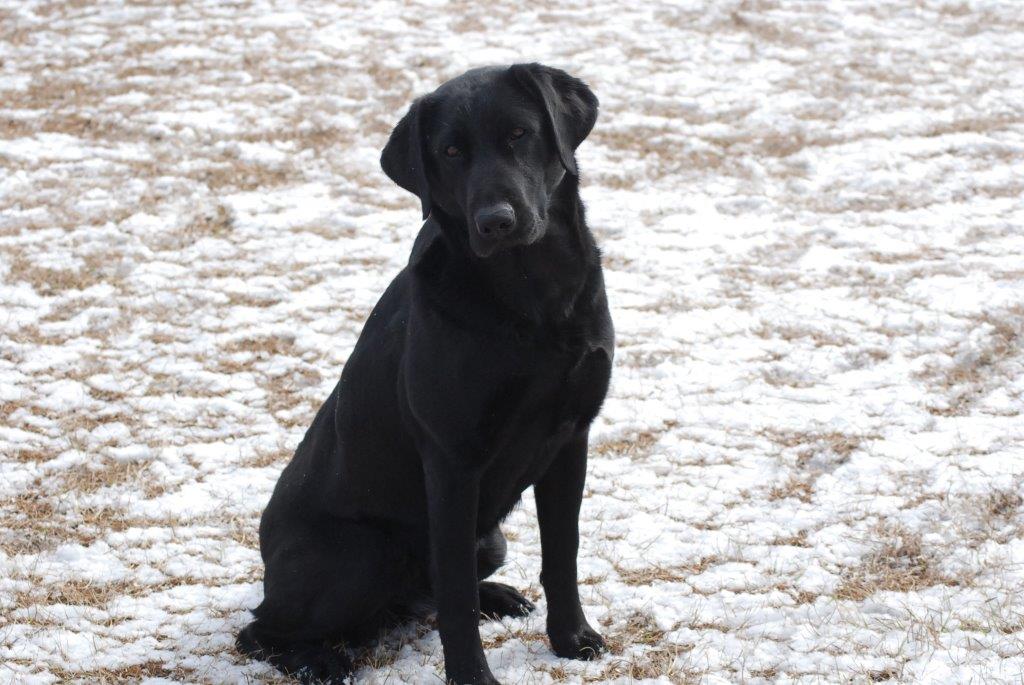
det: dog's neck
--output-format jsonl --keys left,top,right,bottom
{"left": 425, "top": 178, "right": 601, "bottom": 327}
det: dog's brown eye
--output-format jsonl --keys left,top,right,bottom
{"left": 445, "top": 145, "right": 460, "bottom": 157}
{"left": 510, "top": 127, "right": 525, "bottom": 140}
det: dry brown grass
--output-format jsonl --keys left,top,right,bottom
{"left": 771, "top": 530, "right": 810, "bottom": 548}
{"left": 592, "top": 421, "right": 677, "bottom": 461}
{"left": 208, "top": 332, "right": 324, "bottom": 427}
{"left": 591, "top": 126, "right": 724, "bottom": 171}
{"left": 959, "top": 615, "right": 1024, "bottom": 636}
{"left": 15, "top": 578, "right": 136, "bottom": 610}
{"left": 767, "top": 474, "right": 814, "bottom": 503}
{"left": 222, "top": 333, "right": 298, "bottom": 357}
{"left": 5, "top": 250, "right": 112, "bottom": 296}
{"left": 616, "top": 556, "right": 718, "bottom": 586}
{"left": 9, "top": 569, "right": 260, "bottom": 621}
{"left": 593, "top": 643, "right": 697, "bottom": 683}
{"left": 185, "top": 202, "right": 234, "bottom": 239}
{"left": 835, "top": 527, "right": 961, "bottom": 601}
{"left": 262, "top": 371, "right": 323, "bottom": 428}
{"left": 5, "top": 445, "right": 55, "bottom": 464}
{"left": 752, "top": 321, "right": 854, "bottom": 348}
{"left": 592, "top": 429, "right": 660, "bottom": 460}
{"left": 241, "top": 445, "right": 293, "bottom": 469}
{"left": 865, "top": 665, "right": 903, "bottom": 682}
{"left": 984, "top": 490, "right": 1023, "bottom": 519}
{"left": 480, "top": 628, "right": 547, "bottom": 650}
{"left": 761, "top": 428, "right": 864, "bottom": 459}
{"left": 953, "top": 488, "right": 1024, "bottom": 547}
{"left": 749, "top": 666, "right": 780, "bottom": 679}
{"left": 59, "top": 459, "right": 148, "bottom": 494}
{"left": 46, "top": 662, "right": 191, "bottom": 683}
{"left": 75, "top": 505, "right": 134, "bottom": 536}
{"left": 919, "top": 307, "right": 1022, "bottom": 416}
{"left": 756, "top": 429, "right": 869, "bottom": 505}
{"left": 605, "top": 611, "right": 666, "bottom": 652}
{"left": 2, "top": 490, "right": 62, "bottom": 554}
{"left": 197, "top": 162, "right": 297, "bottom": 194}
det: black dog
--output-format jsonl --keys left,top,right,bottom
{"left": 237, "top": 64, "right": 613, "bottom": 685}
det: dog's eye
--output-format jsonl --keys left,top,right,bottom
{"left": 445, "top": 145, "right": 460, "bottom": 158}
{"left": 510, "top": 127, "right": 526, "bottom": 140}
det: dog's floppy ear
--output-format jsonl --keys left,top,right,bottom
{"left": 381, "top": 98, "right": 431, "bottom": 219}
{"left": 510, "top": 63, "right": 599, "bottom": 176}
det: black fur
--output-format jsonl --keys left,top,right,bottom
{"left": 237, "top": 63, "right": 612, "bottom": 685}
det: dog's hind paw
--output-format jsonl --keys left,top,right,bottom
{"left": 478, "top": 581, "right": 535, "bottom": 620}
{"left": 291, "top": 658, "right": 350, "bottom": 685}
{"left": 272, "top": 641, "right": 352, "bottom": 684}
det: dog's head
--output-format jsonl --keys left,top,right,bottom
{"left": 381, "top": 64, "right": 598, "bottom": 258}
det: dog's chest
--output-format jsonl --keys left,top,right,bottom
{"left": 477, "top": 342, "right": 611, "bottom": 528}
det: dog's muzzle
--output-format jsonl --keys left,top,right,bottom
{"left": 474, "top": 203, "right": 516, "bottom": 240}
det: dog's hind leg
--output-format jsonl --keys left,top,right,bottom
{"left": 476, "top": 525, "right": 535, "bottom": 620}
{"left": 237, "top": 519, "right": 412, "bottom": 683}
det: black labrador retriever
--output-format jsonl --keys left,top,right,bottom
{"left": 237, "top": 63, "right": 613, "bottom": 685}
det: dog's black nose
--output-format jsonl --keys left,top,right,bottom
{"left": 474, "top": 204, "right": 515, "bottom": 238}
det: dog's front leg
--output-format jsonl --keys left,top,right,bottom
{"left": 424, "top": 458, "right": 497, "bottom": 685}
{"left": 535, "top": 432, "right": 606, "bottom": 660}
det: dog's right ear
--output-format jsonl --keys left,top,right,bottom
{"left": 381, "top": 98, "right": 431, "bottom": 219}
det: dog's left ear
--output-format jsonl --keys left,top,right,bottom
{"left": 381, "top": 98, "right": 432, "bottom": 219}
{"left": 510, "top": 63, "right": 599, "bottom": 176}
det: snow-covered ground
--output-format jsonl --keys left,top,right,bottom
{"left": 2, "top": 0, "right": 1023, "bottom": 682}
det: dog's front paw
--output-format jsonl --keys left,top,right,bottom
{"left": 478, "top": 581, "right": 535, "bottom": 620}
{"left": 549, "top": 623, "right": 606, "bottom": 660}
{"left": 445, "top": 669, "right": 501, "bottom": 685}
